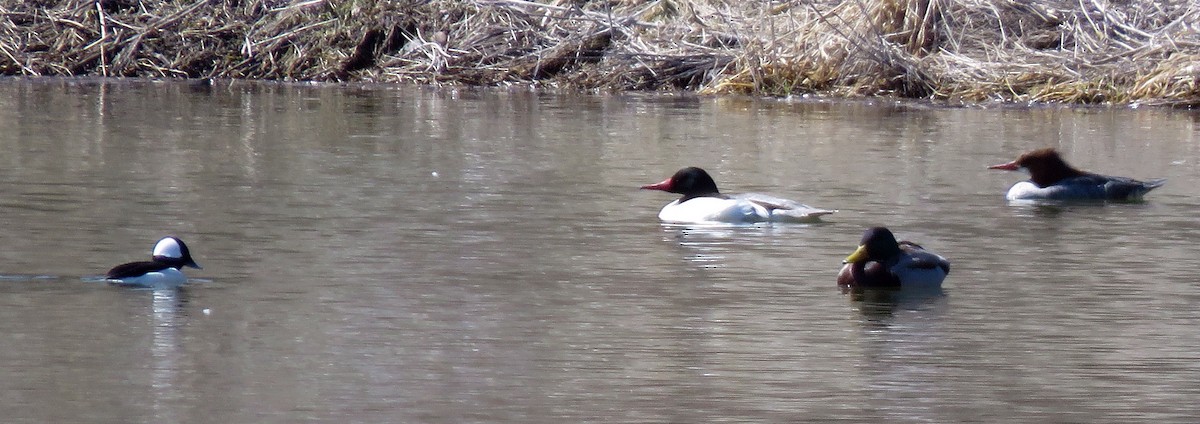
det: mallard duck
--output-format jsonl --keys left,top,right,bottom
{"left": 837, "top": 227, "right": 949, "bottom": 290}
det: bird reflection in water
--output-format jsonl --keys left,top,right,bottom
{"left": 149, "top": 286, "right": 190, "bottom": 420}
{"left": 842, "top": 284, "right": 946, "bottom": 321}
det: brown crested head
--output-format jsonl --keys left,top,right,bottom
{"left": 989, "top": 148, "right": 1087, "bottom": 187}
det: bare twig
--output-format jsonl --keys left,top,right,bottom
{"left": 95, "top": 0, "right": 107, "bottom": 76}
{"left": 1, "top": 0, "right": 1199, "bottom": 104}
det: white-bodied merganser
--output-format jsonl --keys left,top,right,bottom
{"left": 641, "top": 167, "right": 834, "bottom": 224}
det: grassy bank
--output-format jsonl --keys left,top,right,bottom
{"left": 2, "top": 0, "right": 1198, "bottom": 105}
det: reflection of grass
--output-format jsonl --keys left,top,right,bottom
{"left": 3, "top": 0, "right": 1198, "bottom": 105}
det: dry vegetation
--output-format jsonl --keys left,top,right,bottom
{"left": 2, "top": 0, "right": 1199, "bottom": 105}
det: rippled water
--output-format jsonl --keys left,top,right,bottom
{"left": 0, "top": 78, "right": 1199, "bottom": 422}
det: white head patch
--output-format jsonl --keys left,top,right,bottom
{"left": 152, "top": 237, "right": 183, "bottom": 259}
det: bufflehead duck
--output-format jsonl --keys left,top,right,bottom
{"left": 988, "top": 148, "right": 1166, "bottom": 201}
{"left": 837, "top": 227, "right": 950, "bottom": 290}
{"left": 106, "top": 236, "right": 202, "bottom": 287}
{"left": 640, "top": 167, "right": 834, "bottom": 224}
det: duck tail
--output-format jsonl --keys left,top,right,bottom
{"left": 1121, "top": 178, "right": 1167, "bottom": 201}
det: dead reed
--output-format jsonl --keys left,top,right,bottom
{"left": 2, "top": 0, "right": 1198, "bottom": 105}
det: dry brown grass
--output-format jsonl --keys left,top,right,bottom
{"left": 2, "top": 0, "right": 1199, "bottom": 105}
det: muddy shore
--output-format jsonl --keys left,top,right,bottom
{"left": 2, "top": 1, "right": 1198, "bottom": 105}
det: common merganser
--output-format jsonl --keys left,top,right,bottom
{"left": 640, "top": 167, "right": 834, "bottom": 224}
{"left": 837, "top": 227, "right": 950, "bottom": 290}
{"left": 106, "top": 236, "right": 202, "bottom": 287}
{"left": 988, "top": 148, "right": 1166, "bottom": 201}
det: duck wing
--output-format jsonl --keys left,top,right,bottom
{"left": 733, "top": 193, "right": 835, "bottom": 222}
{"left": 1098, "top": 175, "right": 1166, "bottom": 201}
{"left": 1042, "top": 174, "right": 1165, "bottom": 201}
{"left": 898, "top": 242, "right": 950, "bottom": 274}
{"left": 106, "top": 261, "right": 173, "bottom": 279}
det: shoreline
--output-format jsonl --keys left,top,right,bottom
{"left": 3, "top": 1, "right": 1198, "bottom": 106}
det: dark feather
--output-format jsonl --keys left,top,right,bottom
{"left": 900, "top": 242, "right": 951, "bottom": 274}
{"left": 106, "top": 261, "right": 173, "bottom": 279}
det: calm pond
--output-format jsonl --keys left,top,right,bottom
{"left": 1, "top": 78, "right": 1198, "bottom": 423}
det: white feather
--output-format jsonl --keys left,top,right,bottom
{"left": 152, "top": 237, "right": 183, "bottom": 259}
{"left": 657, "top": 196, "right": 834, "bottom": 224}
{"left": 108, "top": 268, "right": 188, "bottom": 288}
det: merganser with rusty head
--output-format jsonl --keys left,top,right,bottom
{"left": 988, "top": 148, "right": 1165, "bottom": 201}
{"left": 640, "top": 167, "right": 834, "bottom": 224}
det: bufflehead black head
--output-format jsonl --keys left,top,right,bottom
{"left": 151, "top": 236, "right": 201, "bottom": 270}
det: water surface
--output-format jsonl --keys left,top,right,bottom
{"left": 0, "top": 78, "right": 1198, "bottom": 422}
